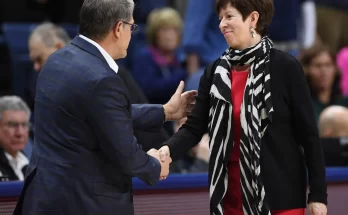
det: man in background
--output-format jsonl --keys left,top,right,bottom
{"left": 0, "top": 96, "right": 31, "bottom": 181}
{"left": 318, "top": 105, "right": 348, "bottom": 137}
{"left": 318, "top": 105, "right": 348, "bottom": 166}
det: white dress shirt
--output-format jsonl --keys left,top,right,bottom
{"left": 4, "top": 151, "right": 29, "bottom": 181}
{"left": 79, "top": 34, "right": 119, "bottom": 74}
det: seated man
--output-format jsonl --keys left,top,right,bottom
{"left": 318, "top": 105, "right": 348, "bottom": 137}
{"left": 318, "top": 105, "right": 348, "bottom": 166}
{"left": 0, "top": 96, "right": 31, "bottom": 181}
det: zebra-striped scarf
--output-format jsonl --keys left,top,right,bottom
{"left": 209, "top": 37, "right": 273, "bottom": 215}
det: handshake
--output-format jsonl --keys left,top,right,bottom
{"left": 147, "top": 146, "right": 171, "bottom": 180}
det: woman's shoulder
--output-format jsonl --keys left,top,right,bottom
{"left": 270, "top": 48, "right": 300, "bottom": 65}
{"left": 192, "top": 59, "right": 220, "bottom": 87}
{"left": 270, "top": 48, "right": 304, "bottom": 79}
{"left": 204, "top": 58, "right": 221, "bottom": 77}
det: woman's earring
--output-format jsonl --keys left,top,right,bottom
{"left": 250, "top": 27, "right": 255, "bottom": 38}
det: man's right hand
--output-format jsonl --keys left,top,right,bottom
{"left": 147, "top": 148, "right": 172, "bottom": 180}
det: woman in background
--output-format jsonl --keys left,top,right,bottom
{"left": 301, "top": 44, "right": 348, "bottom": 121}
{"left": 131, "top": 7, "right": 187, "bottom": 105}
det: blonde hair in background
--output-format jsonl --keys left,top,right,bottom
{"left": 146, "top": 7, "right": 183, "bottom": 47}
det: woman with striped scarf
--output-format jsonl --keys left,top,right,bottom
{"left": 159, "top": 0, "right": 327, "bottom": 215}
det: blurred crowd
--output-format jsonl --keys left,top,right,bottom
{"left": 0, "top": 0, "right": 348, "bottom": 181}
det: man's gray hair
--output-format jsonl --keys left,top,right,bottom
{"left": 30, "top": 22, "right": 71, "bottom": 47}
{"left": 79, "top": 0, "right": 135, "bottom": 40}
{"left": 0, "top": 96, "right": 31, "bottom": 120}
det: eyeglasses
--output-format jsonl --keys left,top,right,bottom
{"left": 1, "top": 121, "right": 31, "bottom": 130}
{"left": 122, "top": 21, "right": 137, "bottom": 32}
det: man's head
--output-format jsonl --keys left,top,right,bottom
{"left": 0, "top": 96, "right": 30, "bottom": 157}
{"left": 29, "top": 22, "right": 71, "bottom": 72}
{"left": 319, "top": 105, "right": 348, "bottom": 137}
{"left": 79, "top": 0, "right": 136, "bottom": 59}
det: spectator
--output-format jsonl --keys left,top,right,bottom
{"left": 318, "top": 105, "right": 348, "bottom": 137}
{"left": 0, "top": 96, "right": 31, "bottom": 181}
{"left": 131, "top": 7, "right": 187, "bottom": 105}
{"left": 301, "top": 44, "right": 348, "bottom": 121}
{"left": 29, "top": 22, "right": 70, "bottom": 73}
{"left": 318, "top": 105, "right": 348, "bottom": 166}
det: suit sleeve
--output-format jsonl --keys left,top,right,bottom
{"left": 287, "top": 58, "right": 328, "bottom": 204}
{"left": 131, "top": 104, "right": 164, "bottom": 130}
{"left": 164, "top": 63, "right": 212, "bottom": 160}
{"left": 88, "top": 76, "right": 161, "bottom": 185}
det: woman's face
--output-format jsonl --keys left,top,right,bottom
{"left": 156, "top": 26, "right": 180, "bottom": 52}
{"left": 307, "top": 51, "right": 336, "bottom": 92}
{"left": 218, "top": 3, "right": 255, "bottom": 50}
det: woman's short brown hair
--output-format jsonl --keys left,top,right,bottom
{"left": 214, "top": 0, "right": 274, "bottom": 36}
{"left": 300, "top": 44, "right": 335, "bottom": 67}
{"left": 146, "top": 7, "right": 183, "bottom": 47}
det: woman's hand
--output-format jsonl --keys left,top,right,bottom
{"left": 309, "top": 202, "right": 327, "bottom": 215}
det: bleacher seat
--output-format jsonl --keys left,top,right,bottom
{"left": 2, "top": 23, "right": 37, "bottom": 100}
{"left": 60, "top": 23, "right": 79, "bottom": 38}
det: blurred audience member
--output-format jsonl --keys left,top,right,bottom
{"left": 337, "top": 47, "right": 348, "bottom": 96}
{"left": 27, "top": 23, "right": 71, "bottom": 136}
{"left": 132, "top": 8, "right": 187, "bottom": 105}
{"left": 319, "top": 105, "right": 348, "bottom": 166}
{"left": 181, "top": 0, "right": 226, "bottom": 74}
{"left": 301, "top": 44, "right": 348, "bottom": 121}
{"left": 269, "top": 0, "right": 316, "bottom": 56}
{"left": 170, "top": 117, "right": 209, "bottom": 174}
{"left": 318, "top": 106, "right": 348, "bottom": 138}
{"left": 29, "top": 22, "right": 71, "bottom": 73}
{"left": 316, "top": 0, "right": 348, "bottom": 54}
{"left": 0, "top": 96, "right": 31, "bottom": 181}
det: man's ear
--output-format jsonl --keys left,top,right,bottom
{"left": 113, "top": 21, "right": 123, "bottom": 39}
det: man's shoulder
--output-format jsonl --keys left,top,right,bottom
{"left": 43, "top": 44, "right": 117, "bottom": 84}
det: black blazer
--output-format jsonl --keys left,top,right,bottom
{"left": 0, "top": 148, "right": 27, "bottom": 181}
{"left": 14, "top": 36, "right": 163, "bottom": 215}
{"left": 165, "top": 49, "right": 327, "bottom": 210}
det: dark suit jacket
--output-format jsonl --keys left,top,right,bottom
{"left": 0, "top": 148, "right": 28, "bottom": 181}
{"left": 165, "top": 49, "right": 327, "bottom": 209}
{"left": 117, "top": 67, "right": 170, "bottom": 151}
{"left": 14, "top": 36, "right": 164, "bottom": 215}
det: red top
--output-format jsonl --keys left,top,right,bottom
{"left": 223, "top": 69, "right": 305, "bottom": 215}
{"left": 223, "top": 70, "right": 248, "bottom": 215}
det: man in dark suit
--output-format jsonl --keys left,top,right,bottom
{"left": 28, "top": 22, "right": 170, "bottom": 150}
{"left": 14, "top": 0, "right": 196, "bottom": 214}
